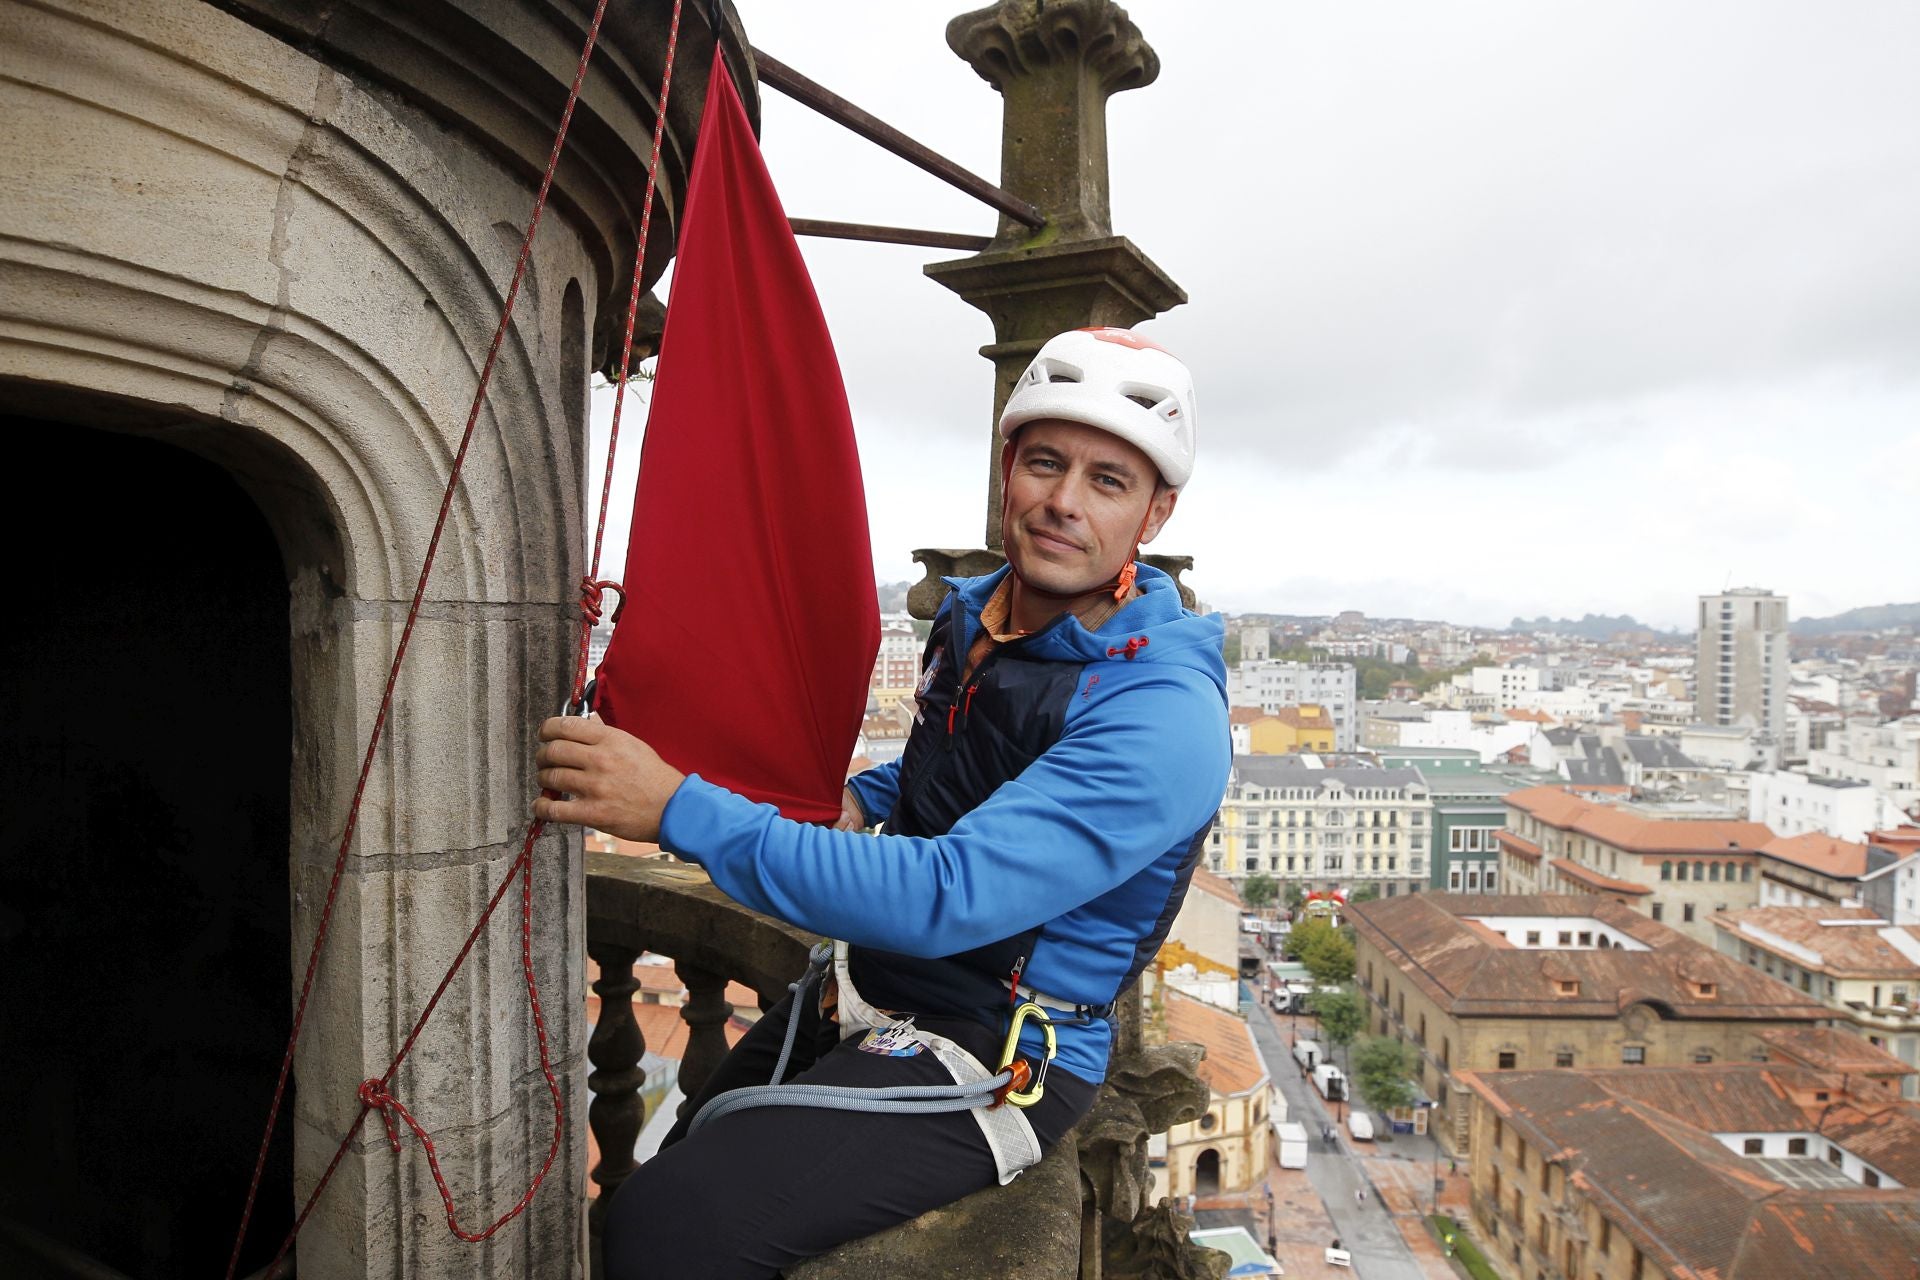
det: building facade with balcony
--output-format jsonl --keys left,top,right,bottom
{"left": 1204, "top": 755, "right": 1431, "bottom": 898}
{"left": 1349, "top": 894, "right": 1831, "bottom": 1154}
{"left": 1711, "top": 906, "right": 1920, "bottom": 1098}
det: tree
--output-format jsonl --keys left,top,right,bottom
{"left": 1352, "top": 1035, "right": 1421, "bottom": 1114}
{"left": 1242, "top": 872, "right": 1278, "bottom": 910}
{"left": 1283, "top": 883, "right": 1306, "bottom": 912}
{"left": 1349, "top": 883, "right": 1381, "bottom": 904}
{"left": 1291, "top": 917, "right": 1356, "bottom": 987}
{"left": 1309, "top": 986, "right": 1365, "bottom": 1069}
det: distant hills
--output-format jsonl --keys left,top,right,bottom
{"left": 1792, "top": 602, "right": 1920, "bottom": 635}
{"left": 1510, "top": 613, "right": 1678, "bottom": 640}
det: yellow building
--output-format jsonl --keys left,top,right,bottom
{"left": 1349, "top": 894, "right": 1831, "bottom": 1153}
{"left": 1155, "top": 989, "right": 1272, "bottom": 1199}
{"left": 1248, "top": 704, "right": 1336, "bottom": 755}
{"left": 1458, "top": 1059, "right": 1920, "bottom": 1280}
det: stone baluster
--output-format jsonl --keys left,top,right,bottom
{"left": 586, "top": 940, "right": 646, "bottom": 1254}
{"left": 674, "top": 962, "right": 735, "bottom": 1123}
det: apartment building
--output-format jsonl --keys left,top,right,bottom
{"left": 1748, "top": 769, "right": 1905, "bottom": 841}
{"left": 1498, "top": 786, "right": 1772, "bottom": 943}
{"left": 1809, "top": 717, "right": 1920, "bottom": 816}
{"left": 1695, "top": 588, "right": 1789, "bottom": 737}
{"left": 1712, "top": 906, "right": 1920, "bottom": 1097}
{"left": 1753, "top": 831, "right": 1920, "bottom": 924}
{"left": 1348, "top": 894, "right": 1829, "bottom": 1153}
{"left": 1205, "top": 755, "right": 1430, "bottom": 897}
{"left": 1230, "top": 660, "right": 1358, "bottom": 750}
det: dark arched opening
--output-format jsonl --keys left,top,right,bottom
{"left": 0, "top": 418, "right": 293, "bottom": 1278}
{"left": 1193, "top": 1148, "right": 1222, "bottom": 1197}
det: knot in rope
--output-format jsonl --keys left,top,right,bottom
{"left": 578, "top": 577, "right": 626, "bottom": 627}
{"left": 1107, "top": 636, "right": 1150, "bottom": 661}
{"left": 358, "top": 1078, "right": 406, "bottom": 1153}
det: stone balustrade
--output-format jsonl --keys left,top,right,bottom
{"left": 584, "top": 851, "right": 1227, "bottom": 1279}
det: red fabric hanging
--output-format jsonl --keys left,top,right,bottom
{"left": 595, "top": 46, "right": 879, "bottom": 824}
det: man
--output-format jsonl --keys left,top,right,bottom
{"left": 536, "top": 327, "right": 1229, "bottom": 1277}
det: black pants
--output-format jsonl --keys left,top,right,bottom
{"left": 601, "top": 990, "right": 1097, "bottom": 1279}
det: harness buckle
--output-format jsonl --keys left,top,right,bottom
{"left": 992, "top": 1000, "right": 1055, "bottom": 1109}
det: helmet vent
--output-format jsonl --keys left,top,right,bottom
{"left": 1050, "top": 371, "right": 1081, "bottom": 384}
{"left": 1124, "top": 393, "right": 1157, "bottom": 409}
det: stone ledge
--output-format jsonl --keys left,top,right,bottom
{"left": 786, "top": 1131, "right": 1083, "bottom": 1280}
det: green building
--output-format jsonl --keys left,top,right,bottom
{"left": 1378, "top": 751, "right": 1554, "bottom": 892}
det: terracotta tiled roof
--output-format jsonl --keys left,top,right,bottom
{"left": 1548, "top": 856, "right": 1651, "bottom": 896}
{"left": 1268, "top": 705, "right": 1333, "bottom": 730}
{"left": 1460, "top": 1066, "right": 1920, "bottom": 1279}
{"left": 1507, "top": 785, "right": 1772, "bottom": 855}
{"left": 1504, "top": 707, "right": 1557, "bottom": 724}
{"left": 1757, "top": 1026, "right": 1916, "bottom": 1078}
{"left": 1188, "top": 864, "right": 1242, "bottom": 907}
{"left": 1496, "top": 829, "right": 1541, "bottom": 863}
{"left": 1712, "top": 908, "right": 1920, "bottom": 978}
{"left": 1228, "top": 706, "right": 1266, "bottom": 726}
{"left": 1164, "top": 988, "right": 1268, "bottom": 1097}
{"left": 1759, "top": 832, "right": 1873, "bottom": 878}
{"left": 1869, "top": 827, "right": 1920, "bottom": 855}
{"left": 1350, "top": 895, "right": 1827, "bottom": 1021}
{"left": 630, "top": 1001, "right": 748, "bottom": 1061}
{"left": 595, "top": 957, "right": 760, "bottom": 1008}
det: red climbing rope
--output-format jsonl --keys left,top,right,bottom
{"left": 226, "top": 1, "right": 687, "bottom": 1274}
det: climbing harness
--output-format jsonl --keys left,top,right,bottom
{"left": 225, "top": 1, "right": 688, "bottom": 1274}
{"left": 687, "top": 942, "right": 1061, "bottom": 1185}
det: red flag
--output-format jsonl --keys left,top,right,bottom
{"left": 594, "top": 47, "right": 879, "bottom": 824}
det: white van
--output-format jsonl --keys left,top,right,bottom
{"left": 1346, "top": 1110, "right": 1375, "bottom": 1142}
{"left": 1292, "top": 1039, "right": 1322, "bottom": 1071}
{"left": 1276, "top": 1121, "right": 1309, "bottom": 1169}
{"left": 1313, "top": 1061, "right": 1347, "bottom": 1101}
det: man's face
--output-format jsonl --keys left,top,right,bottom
{"left": 1002, "top": 419, "right": 1178, "bottom": 598}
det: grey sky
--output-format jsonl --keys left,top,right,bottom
{"left": 593, "top": 1, "right": 1920, "bottom": 630}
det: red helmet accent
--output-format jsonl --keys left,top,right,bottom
{"left": 1078, "top": 326, "right": 1175, "bottom": 354}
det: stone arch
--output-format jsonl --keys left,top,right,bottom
{"left": 1193, "top": 1147, "right": 1223, "bottom": 1196}
{"left": 0, "top": 3, "right": 645, "bottom": 1274}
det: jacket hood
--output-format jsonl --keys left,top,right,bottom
{"left": 943, "top": 563, "right": 1228, "bottom": 696}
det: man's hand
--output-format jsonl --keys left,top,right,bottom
{"left": 533, "top": 715, "right": 685, "bottom": 843}
{"left": 833, "top": 787, "right": 866, "bottom": 832}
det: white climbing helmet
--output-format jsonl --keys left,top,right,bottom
{"left": 998, "top": 327, "right": 1198, "bottom": 489}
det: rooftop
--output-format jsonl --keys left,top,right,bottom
{"left": 1548, "top": 856, "right": 1653, "bottom": 896}
{"left": 1188, "top": 864, "right": 1242, "bottom": 907}
{"left": 1164, "top": 988, "right": 1268, "bottom": 1097}
{"left": 1506, "top": 785, "right": 1774, "bottom": 855}
{"left": 1460, "top": 1065, "right": 1920, "bottom": 1280}
{"left": 1232, "top": 755, "right": 1426, "bottom": 792}
{"left": 1350, "top": 894, "right": 1829, "bottom": 1021}
{"left": 1756, "top": 1026, "right": 1917, "bottom": 1079}
{"left": 1713, "top": 907, "right": 1920, "bottom": 977}
{"left": 1760, "top": 832, "right": 1877, "bottom": 879}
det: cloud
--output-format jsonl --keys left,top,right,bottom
{"left": 601, "top": 2, "right": 1920, "bottom": 629}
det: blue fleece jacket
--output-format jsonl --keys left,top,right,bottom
{"left": 660, "top": 564, "right": 1231, "bottom": 1080}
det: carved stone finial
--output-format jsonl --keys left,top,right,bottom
{"left": 948, "top": 0, "right": 1160, "bottom": 96}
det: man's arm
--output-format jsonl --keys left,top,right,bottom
{"left": 656, "top": 669, "right": 1227, "bottom": 957}
{"left": 842, "top": 759, "right": 902, "bottom": 829}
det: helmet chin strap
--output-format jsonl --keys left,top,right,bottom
{"left": 998, "top": 434, "right": 1151, "bottom": 609}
